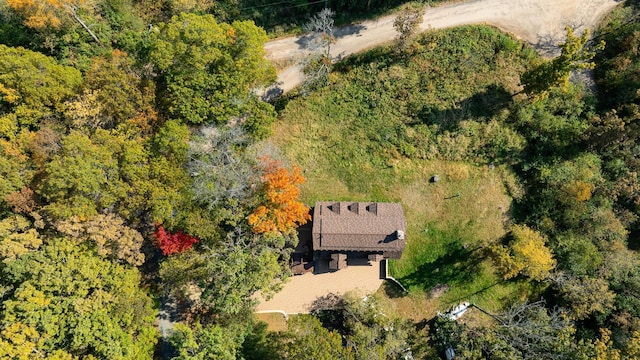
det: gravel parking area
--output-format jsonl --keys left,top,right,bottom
{"left": 255, "top": 260, "right": 384, "bottom": 314}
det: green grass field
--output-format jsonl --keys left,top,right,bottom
{"left": 269, "top": 26, "right": 539, "bottom": 315}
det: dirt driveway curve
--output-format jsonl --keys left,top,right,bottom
{"left": 265, "top": 0, "right": 619, "bottom": 93}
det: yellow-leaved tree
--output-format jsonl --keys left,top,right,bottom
{"left": 493, "top": 224, "right": 556, "bottom": 281}
{"left": 520, "top": 26, "right": 605, "bottom": 96}
{"left": 0, "top": 322, "right": 54, "bottom": 360}
{"left": 594, "top": 328, "right": 621, "bottom": 360}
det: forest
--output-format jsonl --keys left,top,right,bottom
{"left": 1, "top": 0, "right": 640, "bottom": 359}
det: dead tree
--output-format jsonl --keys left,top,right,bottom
{"left": 393, "top": 5, "right": 424, "bottom": 52}
{"left": 301, "top": 8, "right": 336, "bottom": 93}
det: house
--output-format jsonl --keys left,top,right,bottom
{"left": 311, "top": 201, "right": 406, "bottom": 270}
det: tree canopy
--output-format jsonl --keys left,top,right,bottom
{"left": 150, "top": 13, "right": 276, "bottom": 125}
{"left": 0, "top": 44, "right": 82, "bottom": 132}
{"left": 248, "top": 157, "right": 311, "bottom": 235}
{"left": 0, "top": 239, "right": 157, "bottom": 358}
{"left": 520, "top": 26, "right": 605, "bottom": 95}
{"left": 1, "top": 0, "right": 640, "bottom": 358}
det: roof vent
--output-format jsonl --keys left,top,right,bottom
{"left": 365, "top": 203, "right": 378, "bottom": 215}
{"left": 347, "top": 202, "right": 359, "bottom": 214}
{"left": 396, "top": 230, "right": 405, "bottom": 240}
{"left": 327, "top": 202, "right": 340, "bottom": 214}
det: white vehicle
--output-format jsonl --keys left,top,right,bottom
{"left": 447, "top": 302, "right": 470, "bottom": 320}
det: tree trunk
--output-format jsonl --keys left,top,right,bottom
{"left": 65, "top": 5, "right": 101, "bottom": 44}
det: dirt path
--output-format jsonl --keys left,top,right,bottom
{"left": 264, "top": 0, "right": 619, "bottom": 93}
{"left": 156, "top": 296, "right": 179, "bottom": 359}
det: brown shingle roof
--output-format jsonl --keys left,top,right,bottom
{"left": 312, "top": 202, "right": 406, "bottom": 258}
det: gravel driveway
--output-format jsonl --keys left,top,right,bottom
{"left": 255, "top": 261, "right": 384, "bottom": 314}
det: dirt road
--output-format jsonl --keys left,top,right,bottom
{"left": 264, "top": 0, "right": 619, "bottom": 93}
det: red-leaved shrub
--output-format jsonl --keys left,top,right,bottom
{"left": 153, "top": 225, "right": 199, "bottom": 255}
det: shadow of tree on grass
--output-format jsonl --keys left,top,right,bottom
{"left": 380, "top": 280, "right": 409, "bottom": 299}
{"left": 398, "top": 242, "right": 484, "bottom": 294}
{"left": 416, "top": 84, "right": 513, "bottom": 130}
{"left": 332, "top": 46, "right": 402, "bottom": 74}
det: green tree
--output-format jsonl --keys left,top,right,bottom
{"left": 0, "top": 239, "right": 157, "bottom": 358}
{"left": 588, "top": 109, "right": 640, "bottom": 215}
{"left": 148, "top": 119, "right": 193, "bottom": 227}
{"left": 593, "top": 4, "right": 640, "bottom": 109}
{"left": 342, "top": 293, "right": 413, "bottom": 360}
{"left": 91, "top": 128, "right": 154, "bottom": 221}
{"left": 38, "top": 126, "right": 190, "bottom": 224}
{"left": 554, "top": 232, "right": 603, "bottom": 276}
{"left": 153, "top": 119, "right": 190, "bottom": 160}
{"left": 520, "top": 26, "right": 604, "bottom": 95}
{"left": 458, "top": 301, "right": 592, "bottom": 360}
{"left": 169, "top": 322, "right": 246, "bottom": 360}
{"left": 150, "top": 13, "right": 276, "bottom": 126}
{"left": 0, "top": 45, "right": 82, "bottom": 132}
{"left": 274, "top": 315, "right": 355, "bottom": 360}
{"left": 241, "top": 322, "right": 281, "bottom": 360}
{"left": 554, "top": 273, "right": 616, "bottom": 320}
{"left": 38, "top": 130, "right": 125, "bottom": 220}
{"left": 597, "top": 245, "right": 640, "bottom": 329}
{"left": 160, "top": 227, "right": 295, "bottom": 318}
{"left": 526, "top": 152, "right": 604, "bottom": 231}
{"left": 512, "top": 86, "right": 592, "bottom": 157}
{"left": 268, "top": 294, "right": 419, "bottom": 360}
{"left": 431, "top": 316, "right": 466, "bottom": 358}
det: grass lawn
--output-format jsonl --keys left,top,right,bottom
{"left": 268, "top": 26, "right": 539, "bottom": 317}
{"left": 256, "top": 312, "right": 289, "bottom": 332}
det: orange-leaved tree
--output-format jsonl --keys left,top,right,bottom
{"left": 6, "top": 0, "right": 91, "bottom": 29}
{"left": 6, "top": 0, "right": 102, "bottom": 43}
{"left": 248, "top": 157, "right": 310, "bottom": 234}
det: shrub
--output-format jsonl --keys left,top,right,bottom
{"left": 153, "top": 225, "right": 199, "bottom": 255}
